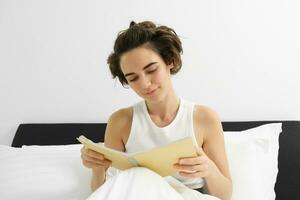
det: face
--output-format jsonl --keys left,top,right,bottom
{"left": 120, "top": 46, "right": 174, "bottom": 102}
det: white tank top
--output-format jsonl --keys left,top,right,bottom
{"left": 125, "top": 98, "right": 205, "bottom": 189}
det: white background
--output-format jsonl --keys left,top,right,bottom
{"left": 1, "top": 0, "right": 299, "bottom": 145}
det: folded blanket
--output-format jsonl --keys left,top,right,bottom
{"left": 86, "top": 167, "right": 220, "bottom": 200}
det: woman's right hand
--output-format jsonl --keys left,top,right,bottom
{"left": 80, "top": 146, "right": 112, "bottom": 171}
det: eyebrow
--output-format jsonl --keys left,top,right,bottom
{"left": 124, "top": 62, "right": 158, "bottom": 77}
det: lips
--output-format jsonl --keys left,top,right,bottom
{"left": 145, "top": 88, "right": 157, "bottom": 95}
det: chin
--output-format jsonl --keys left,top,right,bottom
{"left": 145, "top": 94, "right": 165, "bottom": 104}
{"left": 140, "top": 88, "right": 165, "bottom": 103}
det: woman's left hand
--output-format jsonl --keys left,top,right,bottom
{"left": 174, "top": 146, "right": 219, "bottom": 178}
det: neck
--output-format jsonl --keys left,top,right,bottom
{"left": 145, "top": 90, "right": 180, "bottom": 122}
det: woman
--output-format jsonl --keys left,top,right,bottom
{"left": 81, "top": 21, "right": 232, "bottom": 200}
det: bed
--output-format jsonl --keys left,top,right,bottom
{"left": 1, "top": 121, "right": 299, "bottom": 200}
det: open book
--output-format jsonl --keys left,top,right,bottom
{"left": 77, "top": 135, "right": 198, "bottom": 177}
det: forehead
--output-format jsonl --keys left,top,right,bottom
{"left": 120, "top": 47, "right": 162, "bottom": 72}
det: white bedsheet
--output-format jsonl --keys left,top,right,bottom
{"left": 86, "top": 167, "right": 220, "bottom": 200}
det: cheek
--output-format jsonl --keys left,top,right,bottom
{"left": 152, "top": 77, "right": 161, "bottom": 84}
{"left": 152, "top": 72, "right": 164, "bottom": 84}
{"left": 129, "top": 83, "right": 144, "bottom": 95}
{"left": 129, "top": 83, "right": 139, "bottom": 91}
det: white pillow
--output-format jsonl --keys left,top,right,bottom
{"left": 224, "top": 123, "right": 282, "bottom": 200}
{"left": 0, "top": 144, "right": 91, "bottom": 200}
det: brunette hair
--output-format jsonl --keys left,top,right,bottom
{"left": 107, "top": 21, "right": 183, "bottom": 86}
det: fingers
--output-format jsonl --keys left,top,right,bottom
{"left": 80, "top": 147, "right": 112, "bottom": 169}
{"left": 174, "top": 163, "right": 207, "bottom": 172}
{"left": 174, "top": 160, "right": 209, "bottom": 178}
{"left": 81, "top": 147, "right": 105, "bottom": 160}
{"left": 178, "top": 155, "right": 206, "bottom": 165}
{"left": 83, "top": 160, "right": 106, "bottom": 168}
{"left": 174, "top": 147, "right": 210, "bottom": 178}
{"left": 81, "top": 153, "right": 110, "bottom": 165}
{"left": 178, "top": 171, "right": 209, "bottom": 178}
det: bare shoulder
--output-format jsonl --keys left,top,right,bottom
{"left": 109, "top": 107, "right": 133, "bottom": 124}
{"left": 194, "top": 105, "right": 231, "bottom": 180}
{"left": 104, "top": 107, "right": 133, "bottom": 152}
{"left": 194, "top": 105, "right": 223, "bottom": 140}
{"left": 194, "top": 105, "right": 221, "bottom": 125}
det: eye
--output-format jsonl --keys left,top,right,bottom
{"left": 147, "top": 67, "right": 157, "bottom": 73}
{"left": 148, "top": 69, "right": 156, "bottom": 73}
{"left": 129, "top": 77, "right": 138, "bottom": 82}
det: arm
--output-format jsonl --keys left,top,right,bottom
{"left": 174, "top": 106, "right": 232, "bottom": 200}
{"left": 88, "top": 108, "right": 132, "bottom": 191}
{"left": 200, "top": 107, "right": 232, "bottom": 200}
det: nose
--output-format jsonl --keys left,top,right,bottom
{"left": 140, "top": 74, "right": 151, "bottom": 90}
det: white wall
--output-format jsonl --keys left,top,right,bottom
{"left": 1, "top": 0, "right": 299, "bottom": 145}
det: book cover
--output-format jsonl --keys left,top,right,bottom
{"left": 77, "top": 135, "right": 197, "bottom": 176}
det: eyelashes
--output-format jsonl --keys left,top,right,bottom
{"left": 128, "top": 69, "right": 157, "bottom": 82}
{"left": 129, "top": 78, "right": 137, "bottom": 82}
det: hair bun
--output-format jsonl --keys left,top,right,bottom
{"left": 129, "top": 21, "right": 136, "bottom": 28}
{"left": 129, "top": 21, "right": 156, "bottom": 29}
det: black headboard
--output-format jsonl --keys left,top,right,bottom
{"left": 11, "top": 121, "right": 300, "bottom": 200}
{"left": 12, "top": 123, "right": 107, "bottom": 147}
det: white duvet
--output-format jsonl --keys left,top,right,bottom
{"left": 86, "top": 167, "right": 220, "bottom": 200}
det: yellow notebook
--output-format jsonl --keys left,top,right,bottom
{"left": 77, "top": 135, "right": 197, "bottom": 177}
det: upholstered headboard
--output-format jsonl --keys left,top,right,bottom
{"left": 11, "top": 121, "right": 300, "bottom": 200}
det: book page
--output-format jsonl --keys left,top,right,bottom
{"left": 77, "top": 135, "right": 133, "bottom": 170}
{"left": 132, "top": 137, "right": 197, "bottom": 176}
